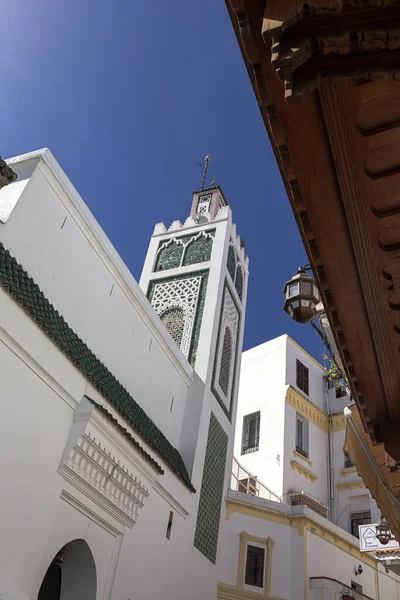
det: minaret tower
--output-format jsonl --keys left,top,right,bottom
{"left": 140, "top": 173, "right": 248, "bottom": 565}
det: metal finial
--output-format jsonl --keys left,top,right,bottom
{"left": 197, "top": 155, "right": 211, "bottom": 191}
{"left": 211, "top": 176, "right": 217, "bottom": 188}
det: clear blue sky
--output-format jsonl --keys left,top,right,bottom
{"left": 1, "top": 0, "right": 324, "bottom": 362}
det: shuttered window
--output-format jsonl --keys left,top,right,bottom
{"left": 245, "top": 545, "right": 265, "bottom": 588}
{"left": 241, "top": 412, "right": 260, "bottom": 455}
{"left": 296, "top": 359, "right": 309, "bottom": 395}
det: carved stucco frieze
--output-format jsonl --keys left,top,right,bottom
{"left": 58, "top": 397, "right": 156, "bottom": 528}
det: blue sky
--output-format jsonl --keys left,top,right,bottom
{"left": 1, "top": 0, "right": 324, "bottom": 362}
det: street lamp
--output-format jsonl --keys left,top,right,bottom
{"left": 283, "top": 265, "right": 320, "bottom": 324}
{"left": 376, "top": 516, "right": 394, "bottom": 545}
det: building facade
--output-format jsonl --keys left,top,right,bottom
{"left": 0, "top": 148, "right": 248, "bottom": 600}
{"left": 218, "top": 335, "right": 400, "bottom": 599}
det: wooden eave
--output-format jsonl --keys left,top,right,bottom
{"left": 225, "top": 0, "right": 400, "bottom": 457}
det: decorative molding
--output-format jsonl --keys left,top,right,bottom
{"left": 329, "top": 413, "right": 346, "bottom": 433}
{"left": 225, "top": 497, "right": 377, "bottom": 569}
{"left": 59, "top": 431, "right": 149, "bottom": 528}
{"left": 218, "top": 582, "right": 287, "bottom": 600}
{"left": 319, "top": 78, "right": 400, "bottom": 426}
{"left": 293, "top": 450, "right": 313, "bottom": 467}
{"left": 290, "top": 460, "right": 318, "bottom": 483}
{"left": 336, "top": 479, "right": 366, "bottom": 491}
{"left": 261, "top": 2, "right": 400, "bottom": 102}
{"left": 58, "top": 398, "right": 151, "bottom": 529}
{"left": 340, "top": 466, "right": 358, "bottom": 476}
{"left": 237, "top": 531, "right": 275, "bottom": 597}
{"left": 285, "top": 387, "right": 328, "bottom": 432}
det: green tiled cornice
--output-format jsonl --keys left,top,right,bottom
{"left": 0, "top": 242, "right": 195, "bottom": 492}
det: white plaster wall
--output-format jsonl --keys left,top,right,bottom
{"left": 234, "top": 335, "right": 288, "bottom": 497}
{"left": 220, "top": 499, "right": 302, "bottom": 600}
{"left": 377, "top": 563, "right": 400, "bottom": 600}
{"left": 0, "top": 151, "right": 193, "bottom": 448}
{"left": 286, "top": 337, "right": 326, "bottom": 410}
{"left": 283, "top": 403, "right": 329, "bottom": 506}
{"left": 307, "top": 530, "right": 377, "bottom": 597}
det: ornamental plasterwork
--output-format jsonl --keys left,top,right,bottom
{"left": 290, "top": 460, "right": 318, "bottom": 483}
{"left": 150, "top": 275, "right": 201, "bottom": 359}
{"left": 58, "top": 399, "right": 153, "bottom": 529}
{"left": 285, "top": 387, "right": 328, "bottom": 432}
{"left": 226, "top": 243, "right": 244, "bottom": 300}
{"left": 336, "top": 480, "right": 366, "bottom": 492}
{"left": 213, "top": 286, "right": 240, "bottom": 413}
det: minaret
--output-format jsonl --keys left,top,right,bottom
{"left": 140, "top": 180, "right": 249, "bottom": 565}
{"left": 140, "top": 185, "right": 248, "bottom": 414}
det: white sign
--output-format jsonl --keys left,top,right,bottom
{"left": 359, "top": 523, "right": 400, "bottom": 552}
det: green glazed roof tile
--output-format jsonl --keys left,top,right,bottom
{"left": 0, "top": 242, "right": 195, "bottom": 492}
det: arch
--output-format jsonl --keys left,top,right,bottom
{"left": 219, "top": 327, "right": 232, "bottom": 396}
{"left": 227, "top": 246, "right": 236, "bottom": 281}
{"left": 155, "top": 240, "right": 183, "bottom": 271}
{"left": 37, "top": 539, "right": 96, "bottom": 600}
{"left": 235, "top": 265, "right": 243, "bottom": 299}
{"left": 160, "top": 306, "right": 185, "bottom": 348}
{"left": 183, "top": 233, "right": 213, "bottom": 266}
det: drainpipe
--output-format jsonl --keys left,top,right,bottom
{"left": 324, "top": 378, "right": 335, "bottom": 521}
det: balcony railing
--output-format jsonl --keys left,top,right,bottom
{"left": 310, "top": 577, "right": 373, "bottom": 600}
{"left": 231, "top": 456, "right": 280, "bottom": 503}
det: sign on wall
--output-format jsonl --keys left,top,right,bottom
{"left": 359, "top": 524, "right": 400, "bottom": 552}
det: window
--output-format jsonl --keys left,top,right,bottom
{"left": 351, "top": 581, "right": 363, "bottom": 594}
{"left": 296, "top": 360, "right": 309, "bottom": 395}
{"left": 197, "top": 194, "right": 211, "bottom": 214}
{"left": 296, "top": 413, "right": 309, "bottom": 458}
{"left": 241, "top": 412, "right": 260, "bottom": 455}
{"left": 160, "top": 307, "right": 185, "bottom": 349}
{"left": 166, "top": 511, "right": 173, "bottom": 540}
{"left": 336, "top": 386, "right": 347, "bottom": 398}
{"left": 350, "top": 511, "right": 371, "bottom": 538}
{"left": 344, "top": 451, "right": 353, "bottom": 469}
{"left": 245, "top": 545, "right": 265, "bottom": 588}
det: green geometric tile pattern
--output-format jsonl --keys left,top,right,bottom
{"left": 0, "top": 242, "right": 195, "bottom": 492}
{"left": 148, "top": 270, "right": 209, "bottom": 367}
{"left": 227, "top": 246, "right": 236, "bottom": 281}
{"left": 155, "top": 241, "right": 183, "bottom": 271}
{"left": 235, "top": 266, "right": 243, "bottom": 300}
{"left": 154, "top": 231, "right": 214, "bottom": 272}
{"left": 194, "top": 412, "right": 228, "bottom": 563}
{"left": 183, "top": 234, "right": 213, "bottom": 266}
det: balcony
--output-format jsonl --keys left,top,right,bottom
{"left": 310, "top": 577, "right": 373, "bottom": 600}
{"left": 231, "top": 456, "right": 280, "bottom": 503}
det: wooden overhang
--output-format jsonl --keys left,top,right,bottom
{"left": 225, "top": 0, "right": 400, "bottom": 461}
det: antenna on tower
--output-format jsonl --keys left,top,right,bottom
{"left": 197, "top": 155, "right": 211, "bottom": 191}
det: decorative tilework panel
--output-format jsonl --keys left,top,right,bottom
{"left": 160, "top": 307, "right": 185, "bottom": 348}
{"left": 155, "top": 240, "right": 183, "bottom": 271}
{"left": 218, "top": 328, "right": 232, "bottom": 396}
{"left": 194, "top": 412, "right": 228, "bottom": 563}
{"left": 154, "top": 231, "right": 214, "bottom": 272}
{"left": 183, "top": 234, "right": 213, "bottom": 266}
{"left": 212, "top": 285, "right": 240, "bottom": 418}
{"left": 227, "top": 246, "right": 236, "bottom": 281}
{"left": 235, "top": 266, "right": 243, "bottom": 300}
{"left": 148, "top": 271, "right": 209, "bottom": 367}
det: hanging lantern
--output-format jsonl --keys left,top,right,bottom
{"left": 376, "top": 516, "right": 392, "bottom": 545}
{"left": 283, "top": 266, "right": 320, "bottom": 324}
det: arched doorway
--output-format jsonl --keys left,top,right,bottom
{"left": 37, "top": 539, "right": 96, "bottom": 600}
